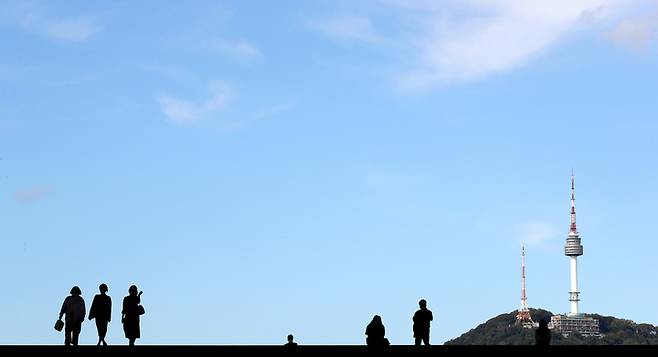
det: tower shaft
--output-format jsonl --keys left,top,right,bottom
{"left": 570, "top": 256, "right": 580, "bottom": 315}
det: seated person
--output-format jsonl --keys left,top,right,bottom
{"left": 365, "top": 315, "right": 390, "bottom": 347}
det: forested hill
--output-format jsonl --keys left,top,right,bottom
{"left": 444, "top": 309, "right": 658, "bottom": 345}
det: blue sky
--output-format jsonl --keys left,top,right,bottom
{"left": 1, "top": 0, "right": 658, "bottom": 345}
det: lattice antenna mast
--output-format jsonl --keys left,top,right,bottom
{"left": 516, "top": 243, "right": 534, "bottom": 327}
{"left": 521, "top": 243, "right": 529, "bottom": 311}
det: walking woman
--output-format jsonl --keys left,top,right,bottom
{"left": 58, "top": 286, "right": 86, "bottom": 346}
{"left": 122, "top": 285, "right": 144, "bottom": 346}
{"left": 89, "top": 283, "right": 112, "bottom": 346}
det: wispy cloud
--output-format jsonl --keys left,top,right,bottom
{"left": 157, "top": 81, "right": 294, "bottom": 130}
{"left": 202, "top": 39, "right": 262, "bottom": 59}
{"left": 311, "top": 1, "right": 645, "bottom": 87}
{"left": 0, "top": 2, "right": 99, "bottom": 43}
{"left": 310, "top": 15, "right": 386, "bottom": 44}
{"left": 519, "top": 221, "right": 557, "bottom": 246}
{"left": 13, "top": 186, "right": 53, "bottom": 203}
{"left": 398, "top": 0, "right": 628, "bottom": 87}
{"left": 157, "top": 82, "right": 233, "bottom": 124}
{"left": 608, "top": 15, "right": 658, "bottom": 53}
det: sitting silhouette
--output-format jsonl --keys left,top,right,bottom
{"left": 59, "top": 286, "right": 86, "bottom": 346}
{"left": 89, "top": 283, "right": 112, "bottom": 346}
{"left": 535, "top": 319, "right": 551, "bottom": 346}
{"left": 365, "top": 315, "right": 390, "bottom": 348}
{"left": 284, "top": 334, "right": 298, "bottom": 348}
{"left": 413, "top": 299, "right": 433, "bottom": 346}
{"left": 122, "top": 285, "right": 144, "bottom": 346}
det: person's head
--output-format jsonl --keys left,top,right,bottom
{"left": 419, "top": 299, "right": 427, "bottom": 308}
{"left": 287, "top": 334, "right": 294, "bottom": 342}
{"left": 129, "top": 285, "right": 138, "bottom": 296}
{"left": 372, "top": 315, "right": 382, "bottom": 324}
{"left": 70, "top": 286, "right": 81, "bottom": 296}
{"left": 539, "top": 319, "right": 549, "bottom": 329}
{"left": 99, "top": 283, "right": 108, "bottom": 294}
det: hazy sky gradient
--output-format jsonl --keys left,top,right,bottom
{"left": 1, "top": 0, "right": 657, "bottom": 345}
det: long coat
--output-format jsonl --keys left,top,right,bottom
{"left": 122, "top": 295, "right": 141, "bottom": 339}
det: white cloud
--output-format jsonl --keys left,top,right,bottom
{"left": 0, "top": 2, "right": 99, "bottom": 43}
{"left": 312, "top": 0, "right": 645, "bottom": 87}
{"left": 157, "top": 82, "right": 233, "bottom": 124}
{"left": 37, "top": 16, "right": 98, "bottom": 43}
{"left": 311, "top": 15, "right": 386, "bottom": 44}
{"left": 399, "top": 0, "right": 628, "bottom": 87}
{"left": 519, "top": 221, "right": 557, "bottom": 246}
{"left": 208, "top": 39, "right": 262, "bottom": 59}
{"left": 608, "top": 16, "right": 657, "bottom": 53}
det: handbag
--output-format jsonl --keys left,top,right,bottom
{"left": 137, "top": 305, "right": 145, "bottom": 315}
{"left": 54, "top": 319, "right": 64, "bottom": 332}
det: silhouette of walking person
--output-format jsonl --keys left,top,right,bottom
{"left": 412, "top": 299, "right": 433, "bottom": 346}
{"left": 58, "top": 286, "right": 86, "bottom": 346}
{"left": 122, "top": 285, "right": 144, "bottom": 346}
{"left": 365, "top": 315, "right": 390, "bottom": 348}
{"left": 89, "top": 283, "right": 112, "bottom": 346}
{"left": 535, "top": 319, "right": 551, "bottom": 346}
{"left": 284, "top": 334, "right": 298, "bottom": 348}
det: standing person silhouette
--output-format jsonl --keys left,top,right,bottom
{"left": 412, "top": 299, "right": 433, "bottom": 346}
{"left": 122, "top": 285, "right": 143, "bottom": 346}
{"left": 535, "top": 319, "right": 551, "bottom": 346}
{"left": 58, "top": 286, "right": 86, "bottom": 346}
{"left": 89, "top": 283, "right": 112, "bottom": 346}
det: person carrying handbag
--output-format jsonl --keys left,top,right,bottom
{"left": 58, "top": 286, "right": 86, "bottom": 346}
{"left": 122, "top": 285, "right": 144, "bottom": 346}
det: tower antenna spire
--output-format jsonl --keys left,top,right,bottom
{"left": 570, "top": 169, "right": 577, "bottom": 233}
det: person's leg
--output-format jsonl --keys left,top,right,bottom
{"left": 64, "top": 325, "right": 72, "bottom": 346}
{"left": 72, "top": 323, "right": 81, "bottom": 346}
{"left": 97, "top": 320, "right": 108, "bottom": 345}
{"left": 129, "top": 338, "right": 135, "bottom": 346}
{"left": 423, "top": 336, "right": 430, "bottom": 345}
{"left": 101, "top": 321, "right": 108, "bottom": 345}
{"left": 95, "top": 320, "right": 101, "bottom": 345}
{"left": 415, "top": 337, "right": 422, "bottom": 346}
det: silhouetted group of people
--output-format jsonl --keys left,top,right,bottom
{"left": 57, "top": 284, "right": 145, "bottom": 346}
{"left": 57, "top": 290, "right": 552, "bottom": 346}
{"left": 279, "top": 299, "right": 433, "bottom": 349}
{"left": 362, "top": 299, "right": 433, "bottom": 348}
